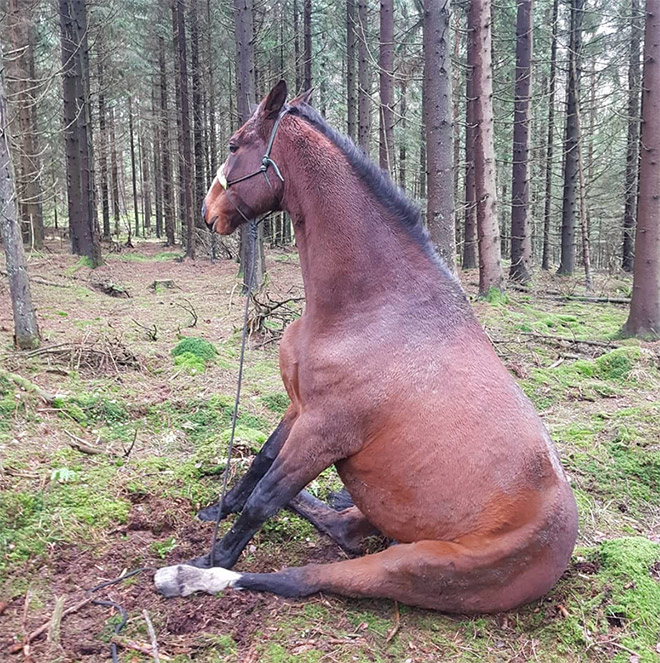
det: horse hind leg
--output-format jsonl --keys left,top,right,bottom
{"left": 288, "top": 490, "right": 380, "bottom": 555}
{"left": 156, "top": 538, "right": 564, "bottom": 613}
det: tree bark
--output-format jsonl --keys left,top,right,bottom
{"left": 159, "top": 37, "right": 175, "bottom": 246}
{"left": 424, "top": 0, "right": 455, "bottom": 271}
{"left": 304, "top": 0, "right": 313, "bottom": 90}
{"left": 174, "top": 0, "right": 195, "bottom": 259}
{"left": 557, "top": 0, "right": 584, "bottom": 276}
{"left": 509, "top": 0, "right": 533, "bottom": 284}
{"left": 128, "top": 98, "right": 140, "bottom": 239}
{"left": 207, "top": 0, "right": 218, "bottom": 178}
{"left": 398, "top": 73, "right": 407, "bottom": 189}
{"left": 347, "top": 0, "right": 357, "bottom": 140}
{"left": 379, "top": 0, "right": 394, "bottom": 173}
{"left": 191, "top": 0, "right": 206, "bottom": 226}
{"left": 468, "top": 0, "right": 503, "bottom": 294}
{"left": 97, "top": 54, "right": 111, "bottom": 239}
{"left": 357, "top": 0, "right": 371, "bottom": 154}
{"left": 623, "top": 0, "right": 642, "bottom": 272}
{"left": 541, "top": 0, "right": 559, "bottom": 270}
{"left": 7, "top": 0, "right": 44, "bottom": 250}
{"left": 109, "top": 106, "right": 121, "bottom": 237}
{"left": 624, "top": 0, "right": 660, "bottom": 338}
{"left": 0, "top": 55, "right": 40, "bottom": 349}
{"left": 151, "top": 85, "right": 163, "bottom": 239}
{"left": 463, "top": 10, "right": 477, "bottom": 270}
{"left": 234, "top": 0, "right": 265, "bottom": 288}
{"left": 59, "top": 0, "right": 101, "bottom": 266}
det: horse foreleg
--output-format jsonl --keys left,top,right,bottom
{"left": 197, "top": 406, "right": 297, "bottom": 522}
{"left": 289, "top": 490, "right": 380, "bottom": 555}
{"left": 158, "top": 537, "right": 559, "bottom": 613}
{"left": 189, "top": 415, "right": 349, "bottom": 569}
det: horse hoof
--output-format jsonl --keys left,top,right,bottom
{"left": 155, "top": 564, "right": 242, "bottom": 597}
{"left": 196, "top": 505, "right": 222, "bottom": 522}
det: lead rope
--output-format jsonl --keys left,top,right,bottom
{"left": 208, "top": 218, "right": 259, "bottom": 565}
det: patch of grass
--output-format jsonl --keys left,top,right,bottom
{"left": 260, "top": 392, "right": 290, "bottom": 414}
{"left": 151, "top": 536, "right": 178, "bottom": 558}
{"left": 52, "top": 393, "right": 130, "bottom": 427}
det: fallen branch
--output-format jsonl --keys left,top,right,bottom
{"left": 517, "top": 331, "right": 618, "bottom": 349}
{"left": 0, "top": 371, "right": 59, "bottom": 404}
{"left": 385, "top": 601, "right": 400, "bottom": 645}
{"left": 46, "top": 596, "right": 66, "bottom": 644}
{"left": 143, "top": 609, "right": 161, "bottom": 663}
{"left": 174, "top": 298, "right": 198, "bottom": 328}
{"left": 64, "top": 430, "right": 115, "bottom": 457}
{"left": 112, "top": 636, "right": 173, "bottom": 661}
{"left": 8, "top": 597, "right": 92, "bottom": 654}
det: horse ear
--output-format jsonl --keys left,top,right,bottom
{"left": 260, "top": 80, "right": 288, "bottom": 119}
{"left": 290, "top": 88, "right": 314, "bottom": 106}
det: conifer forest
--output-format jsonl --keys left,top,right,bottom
{"left": 1, "top": 0, "right": 660, "bottom": 661}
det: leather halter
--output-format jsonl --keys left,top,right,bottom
{"left": 216, "top": 109, "right": 288, "bottom": 224}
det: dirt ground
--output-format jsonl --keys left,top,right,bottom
{"left": 1, "top": 239, "right": 660, "bottom": 663}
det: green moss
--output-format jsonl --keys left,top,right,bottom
{"left": 174, "top": 351, "right": 207, "bottom": 374}
{"left": 52, "top": 393, "right": 129, "bottom": 427}
{"left": 593, "top": 347, "right": 641, "bottom": 381}
{"left": 482, "top": 287, "right": 509, "bottom": 305}
{"left": 172, "top": 337, "right": 218, "bottom": 373}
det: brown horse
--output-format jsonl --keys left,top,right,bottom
{"left": 155, "top": 81, "right": 578, "bottom": 613}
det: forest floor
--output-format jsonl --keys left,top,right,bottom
{"left": 1, "top": 239, "right": 660, "bottom": 663}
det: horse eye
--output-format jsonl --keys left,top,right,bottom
{"left": 229, "top": 144, "right": 238, "bottom": 154}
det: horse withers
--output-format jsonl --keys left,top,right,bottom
{"left": 155, "top": 81, "right": 578, "bottom": 613}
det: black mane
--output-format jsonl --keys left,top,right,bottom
{"left": 286, "top": 103, "right": 449, "bottom": 273}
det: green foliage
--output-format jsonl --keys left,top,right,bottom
{"left": 482, "top": 287, "right": 509, "bottom": 305}
{"left": 593, "top": 347, "right": 640, "bottom": 381}
{"left": 150, "top": 536, "right": 178, "bottom": 558}
{"left": 260, "top": 392, "right": 290, "bottom": 414}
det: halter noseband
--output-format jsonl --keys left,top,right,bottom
{"left": 216, "top": 109, "right": 288, "bottom": 224}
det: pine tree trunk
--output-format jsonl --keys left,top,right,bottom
{"left": 129, "top": 98, "right": 140, "bottom": 238}
{"left": 624, "top": 0, "right": 660, "bottom": 338}
{"left": 623, "top": 0, "right": 642, "bottom": 272}
{"left": 541, "top": 0, "right": 559, "bottom": 270}
{"left": 207, "top": 0, "right": 218, "bottom": 177}
{"left": 97, "top": 55, "right": 111, "bottom": 239}
{"left": 398, "top": 74, "right": 407, "bottom": 189}
{"left": 159, "top": 37, "right": 175, "bottom": 246}
{"left": 468, "top": 0, "right": 503, "bottom": 294}
{"left": 463, "top": 14, "right": 478, "bottom": 270}
{"left": 357, "top": 0, "right": 371, "bottom": 153}
{"left": 557, "top": 0, "right": 584, "bottom": 276}
{"left": 509, "top": 0, "right": 533, "bottom": 284}
{"left": 424, "top": 0, "right": 455, "bottom": 271}
{"left": 191, "top": 0, "right": 206, "bottom": 227}
{"left": 152, "top": 85, "right": 163, "bottom": 239}
{"left": 59, "top": 0, "right": 101, "bottom": 266}
{"left": 109, "top": 106, "right": 121, "bottom": 237}
{"left": 174, "top": 0, "right": 195, "bottom": 259}
{"left": 294, "top": 0, "right": 302, "bottom": 91}
{"left": 379, "top": 0, "right": 394, "bottom": 173}
{"left": 304, "top": 0, "right": 312, "bottom": 89}
{"left": 234, "top": 0, "right": 265, "bottom": 288}
{"left": 141, "top": 130, "right": 152, "bottom": 230}
{"left": 347, "top": 0, "right": 357, "bottom": 140}
{"left": 0, "top": 57, "right": 40, "bottom": 349}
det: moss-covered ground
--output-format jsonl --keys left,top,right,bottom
{"left": 1, "top": 242, "right": 659, "bottom": 662}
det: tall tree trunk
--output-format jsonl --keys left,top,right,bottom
{"left": 294, "top": 0, "right": 302, "bottom": 91}
{"left": 424, "top": 0, "right": 455, "bottom": 271}
{"left": 152, "top": 86, "right": 163, "bottom": 239}
{"left": 468, "top": 0, "right": 503, "bottom": 294}
{"left": 379, "top": 0, "right": 394, "bottom": 172}
{"left": 191, "top": 0, "right": 206, "bottom": 226}
{"left": 7, "top": 0, "right": 44, "bottom": 250}
{"left": 509, "top": 0, "right": 533, "bottom": 284}
{"left": 0, "top": 57, "right": 40, "bottom": 349}
{"left": 357, "top": 0, "right": 371, "bottom": 153}
{"left": 463, "top": 13, "right": 477, "bottom": 270}
{"left": 347, "top": 0, "right": 357, "bottom": 140}
{"left": 128, "top": 98, "right": 140, "bottom": 238}
{"left": 541, "top": 0, "right": 559, "bottom": 270}
{"left": 624, "top": 0, "right": 660, "bottom": 338}
{"left": 623, "top": 0, "right": 642, "bottom": 272}
{"left": 207, "top": 0, "right": 218, "bottom": 177}
{"left": 159, "top": 37, "right": 175, "bottom": 246}
{"left": 398, "top": 73, "right": 407, "bottom": 189}
{"left": 234, "top": 0, "right": 265, "bottom": 287}
{"left": 303, "top": 0, "right": 312, "bottom": 89}
{"left": 557, "top": 0, "right": 584, "bottom": 276}
{"left": 419, "top": 112, "right": 426, "bottom": 200}
{"left": 141, "top": 130, "right": 152, "bottom": 231}
{"left": 59, "top": 0, "right": 101, "bottom": 266}
{"left": 109, "top": 106, "right": 121, "bottom": 237}
{"left": 175, "top": 0, "right": 195, "bottom": 258}
{"left": 97, "top": 54, "right": 111, "bottom": 238}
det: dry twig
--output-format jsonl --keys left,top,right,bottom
{"left": 142, "top": 609, "right": 161, "bottom": 663}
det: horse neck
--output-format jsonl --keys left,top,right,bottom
{"left": 280, "top": 133, "right": 435, "bottom": 318}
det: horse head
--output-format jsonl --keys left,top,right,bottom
{"left": 202, "top": 80, "right": 312, "bottom": 235}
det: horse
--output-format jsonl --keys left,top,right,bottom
{"left": 154, "top": 80, "right": 578, "bottom": 613}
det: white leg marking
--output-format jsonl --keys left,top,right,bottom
{"left": 154, "top": 564, "right": 242, "bottom": 598}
